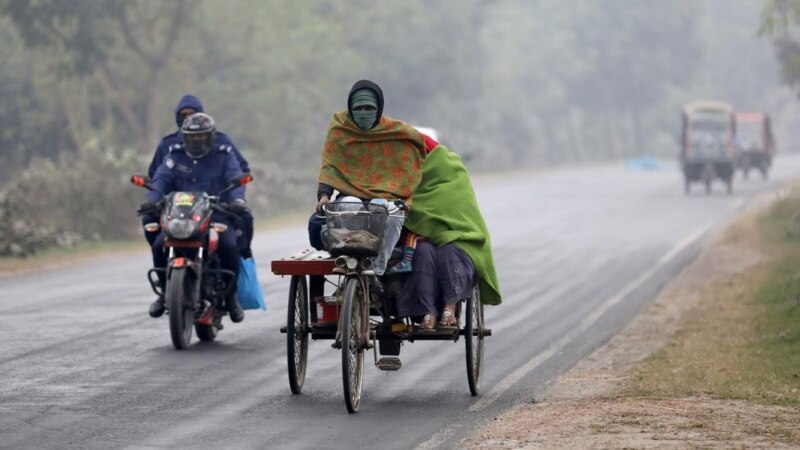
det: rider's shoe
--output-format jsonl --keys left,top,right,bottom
{"left": 149, "top": 297, "right": 165, "bottom": 318}
{"left": 227, "top": 295, "right": 245, "bottom": 323}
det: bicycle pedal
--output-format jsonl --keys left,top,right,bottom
{"left": 376, "top": 357, "right": 402, "bottom": 371}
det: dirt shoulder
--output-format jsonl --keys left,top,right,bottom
{"left": 465, "top": 188, "right": 800, "bottom": 449}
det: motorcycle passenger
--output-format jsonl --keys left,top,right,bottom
{"left": 142, "top": 112, "right": 247, "bottom": 322}
{"left": 309, "top": 79, "right": 428, "bottom": 288}
{"left": 144, "top": 94, "right": 254, "bottom": 259}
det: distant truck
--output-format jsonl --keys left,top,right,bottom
{"left": 680, "top": 100, "right": 736, "bottom": 194}
{"left": 734, "top": 111, "right": 775, "bottom": 180}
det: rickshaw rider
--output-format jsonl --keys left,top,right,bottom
{"left": 310, "top": 79, "right": 427, "bottom": 289}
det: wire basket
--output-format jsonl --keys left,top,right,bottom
{"left": 324, "top": 201, "right": 388, "bottom": 257}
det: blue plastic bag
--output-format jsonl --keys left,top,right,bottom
{"left": 237, "top": 257, "right": 266, "bottom": 310}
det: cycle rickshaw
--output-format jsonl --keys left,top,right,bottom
{"left": 271, "top": 201, "right": 491, "bottom": 413}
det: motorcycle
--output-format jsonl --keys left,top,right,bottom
{"left": 131, "top": 173, "right": 253, "bottom": 350}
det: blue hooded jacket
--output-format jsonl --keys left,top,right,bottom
{"left": 147, "top": 94, "right": 250, "bottom": 178}
{"left": 147, "top": 145, "right": 245, "bottom": 224}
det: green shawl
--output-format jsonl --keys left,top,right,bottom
{"left": 404, "top": 146, "right": 502, "bottom": 306}
{"left": 318, "top": 111, "right": 426, "bottom": 203}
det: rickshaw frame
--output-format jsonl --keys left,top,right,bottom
{"left": 272, "top": 253, "right": 490, "bottom": 413}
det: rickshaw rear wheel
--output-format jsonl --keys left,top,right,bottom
{"left": 287, "top": 275, "right": 309, "bottom": 395}
{"left": 341, "top": 276, "right": 366, "bottom": 413}
{"left": 465, "top": 284, "right": 485, "bottom": 397}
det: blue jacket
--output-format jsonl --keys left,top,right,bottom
{"left": 148, "top": 146, "right": 245, "bottom": 223}
{"left": 147, "top": 94, "right": 250, "bottom": 178}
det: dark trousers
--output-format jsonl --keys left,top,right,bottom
{"left": 237, "top": 211, "right": 254, "bottom": 258}
{"left": 397, "top": 240, "right": 476, "bottom": 318}
{"left": 142, "top": 214, "right": 159, "bottom": 247}
{"left": 151, "top": 228, "right": 240, "bottom": 294}
{"left": 307, "top": 211, "right": 326, "bottom": 250}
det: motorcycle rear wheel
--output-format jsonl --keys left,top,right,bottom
{"left": 167, "top": 269, "right": 195, "bottom": 350}
{"left": 195, "top": 323, "right": 218, "bottom": 342}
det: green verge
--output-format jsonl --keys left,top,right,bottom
{"left": 0, "top": 211, "right": 309, "bottom": 277}
{"left": 0, "top": 239, "right": 145, "bottom": 276}
{"left": 628, "top": 189, "right": 800, "bottom": 407}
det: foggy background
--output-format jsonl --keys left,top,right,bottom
{"left": 0, "top": 0, "right": 797, "bottom": 255}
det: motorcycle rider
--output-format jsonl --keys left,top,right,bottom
{"left": 144, "top": 94, "right": 254, "bottom": 259}
{"left": 141, "top": 112, "right": 247, "bottom": 322}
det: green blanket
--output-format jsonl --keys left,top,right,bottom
{"left": 404, "top": 146, "right": 502, "bottom": 305}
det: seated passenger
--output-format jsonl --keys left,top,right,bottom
{"left": 308, "top": 79, "right": 427, "bottom": 279}
{"left": 397, "top": 140, "right": 502, "bottom": 330}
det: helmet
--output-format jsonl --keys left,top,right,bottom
{"left": 181, "top": 112, "right": 216, "bottom": 159}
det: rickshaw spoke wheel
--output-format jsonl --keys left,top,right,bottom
{"left": 341, "top": 276, "right": 365, "bottom": 413}
{"left": 465, "top": 284, "right": 484, "bottom": 397}
{"left": 287, "top": 275, "right": 309, "bottom": 394}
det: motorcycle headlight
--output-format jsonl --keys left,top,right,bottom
{"left": 166, "top": 219, "right": 198, "bottom": 240}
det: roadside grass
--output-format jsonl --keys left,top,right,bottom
{"left": 0, "top": 239, "right": 145, "bottom": 276}
{"left": 611, "top": 189, "right": 800, "bottom": 445}
{"left": 620, "top": 189, "right": 800, "bottom": 444}
{"left": 627, "top": 188, "right": 800, "bottom": 408}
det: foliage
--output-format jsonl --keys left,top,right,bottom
{"left": 0, "top": 1, "right": 785, "bottom": 254}
{"left": 0, "top": 142, "right": 141, "bottom": 256}
{"left": 761, "top": 0, "right": 800, "bottom": 93}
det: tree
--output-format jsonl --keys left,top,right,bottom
{"left": 1, "top": 0, "right": 190, "bottom": 152}
{"left": 761, "top": 0, "right": 800, "bottom": 94}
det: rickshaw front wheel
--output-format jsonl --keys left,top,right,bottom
{"left": 341, "top": 276, "right": 367, "bottom": 413}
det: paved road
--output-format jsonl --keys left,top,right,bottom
{"left": 2, "top": 155, "right": 798, "bottom": 450}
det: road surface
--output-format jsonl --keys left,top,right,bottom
{"left": 2, "top": 155, "right": 798, "bottom": 449}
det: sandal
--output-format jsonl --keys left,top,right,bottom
{"left": 439, "top": 305, "right": 458, "bottom": 328}
{"left": 418, "top": 313, "right": 436, "bottom": 332}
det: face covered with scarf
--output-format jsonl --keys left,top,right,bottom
{"left": 319, "top": 80, "right": 426, "bottom": 203}
{"left": 348, "top": 88, "right": 380, "bottom": 130}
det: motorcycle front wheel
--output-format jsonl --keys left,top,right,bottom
{"left": 167, "top": 269, "right": 195, "bottom": 350}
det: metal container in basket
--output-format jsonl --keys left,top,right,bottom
{"left": 324, "top": 201, "right": 388, "bottom": 257}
